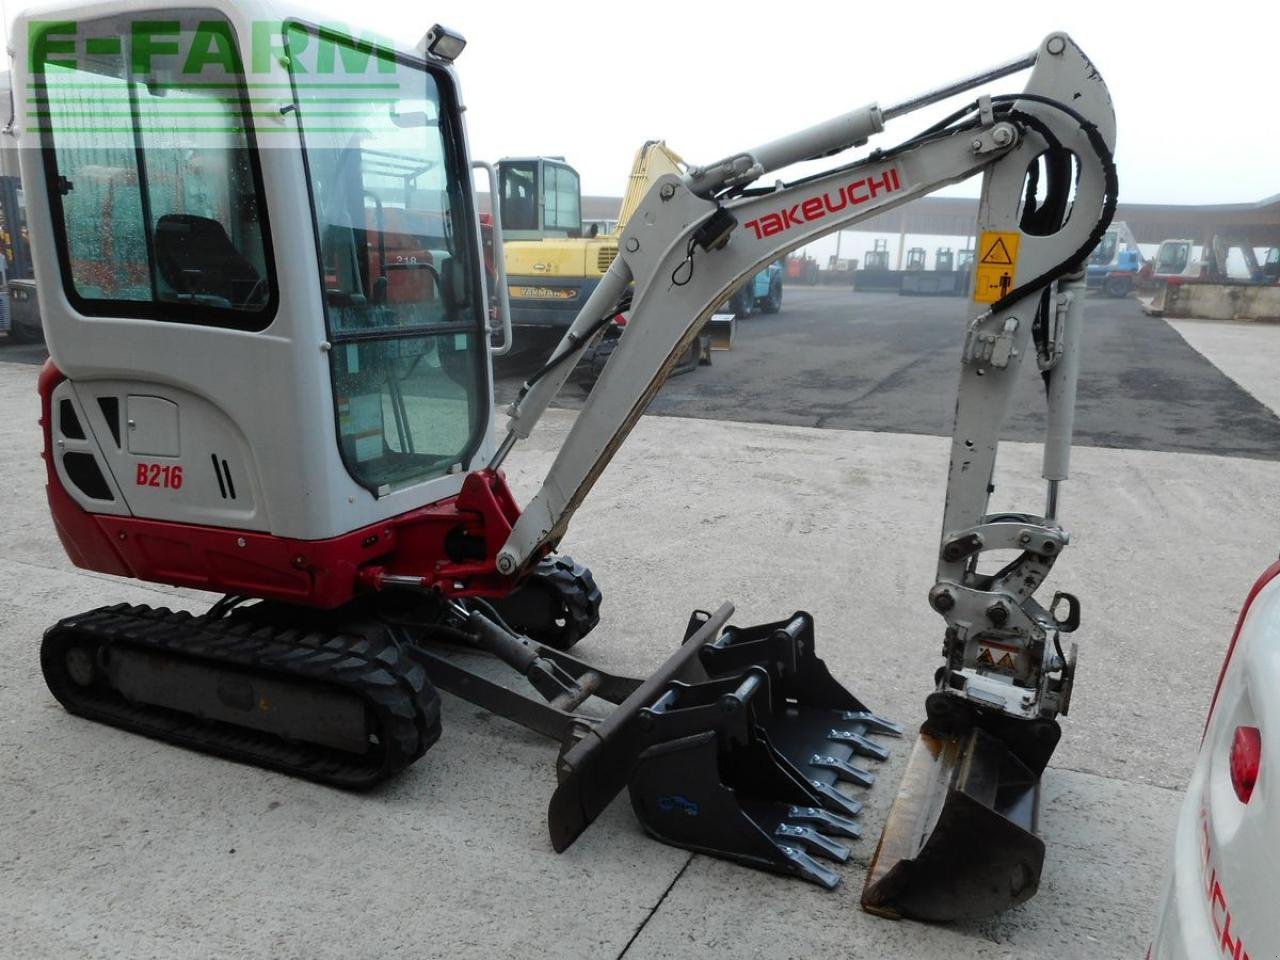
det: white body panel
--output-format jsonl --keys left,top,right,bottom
{"left": 1151, "top": 569, "right": 1279, "bottom": 960}
{"left": 11, "top": 0, "right": 497, "bottom": 541}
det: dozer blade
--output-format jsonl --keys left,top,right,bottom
{"left": 861, "top": 710, "right": 1057, "bottom": 921}
{"left": 548, "top": 604, "right": 736, "bottom": 852}
{"left": 549, "top": 609, "right": 899, "bottom": 889}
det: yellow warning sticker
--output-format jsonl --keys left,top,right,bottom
{"left": 972, "top": 230, "right": 1021, "bottom": 303}
{"left": 977, "top": 640, "right": 1020, "bottom": 673}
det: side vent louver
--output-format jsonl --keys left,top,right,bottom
{"left": 97, "top": 397, "right": 122, "bottom": 447}
{"left": 63, "top": 452, "right": 113, "bottom": 501}
{"left": 211, "top": 454, "right": 237, "bottom": 500}
{"left": 59, "top": 399, "right": 85, "bottom": 440}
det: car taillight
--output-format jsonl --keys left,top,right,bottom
{"left": 1230, "top": 726, "right": 1261, "bottom": 803}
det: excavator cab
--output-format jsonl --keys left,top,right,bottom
{"left": 497, "top": 157, "right": 583, "bottom": 240}
{"left": 20, "top": 6, "right": 516, "bottom": 787}
{"left": 22, "top": 11, "right": 497, "bottom": 551}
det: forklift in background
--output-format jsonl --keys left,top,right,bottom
{"left": 864, "top": 238, "right": 891, "bottom": 270}
{"left": 900, "top": 244, "right": 968, "bottom": 297}
{"left": 785, "top": 252, "right": 821, "bottom": 284}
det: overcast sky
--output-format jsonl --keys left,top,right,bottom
{"left": 3, "top": 0, "right": 1275, "bottom": 206}
{"left": 303, "top": 0, "right": 1277, "bottom": 206}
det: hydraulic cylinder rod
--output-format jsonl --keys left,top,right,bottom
{"left": 687, "top": 49, "right": 1038, "bottom": 196}
{"left": 881, "top": 51, "right": 1037, "bottom": 121}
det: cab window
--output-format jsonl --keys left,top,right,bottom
{"left": 1089, "top": 231, "right": 1118, "bottom": 266}
{"left": 1157, "top": 242, "right": 1191, "bottom": 274}
{"left": 543, "top": 164, "right": 580, "bottom": 232}
{"left": 499, "top": 161, "right": 539, "bottom": 232}
{"left": 33, "top": 13, "right": 275, "bottom": 328}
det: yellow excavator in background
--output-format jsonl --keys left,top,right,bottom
{"left": 499, "top": 143, "right": 681, "bottom": 333}
{"left": 498, "top": 144, "right": 744, "bottom": 380}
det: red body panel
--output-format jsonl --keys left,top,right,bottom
{"left": 40, "top": 362, "right": 522, "bottom": 608}
{"left": 39, "top": 362, "right": 134, "bottom": 577}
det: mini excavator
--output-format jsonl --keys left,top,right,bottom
{"left": 11, "top": 2, "right": 1114, "bottom": 920}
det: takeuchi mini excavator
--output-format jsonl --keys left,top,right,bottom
{"left": 12, "top": 0, "right": 1115, "bottom": 921}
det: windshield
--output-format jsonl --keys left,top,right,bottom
{"left": 1089, "top": 231, "right": 1118, "bottom": 266}
{"left": 286, "top": 24, "right": 487, "bottom": 493}
{"left": 1156, "top": 242, "right": 1191, "bottom": 274}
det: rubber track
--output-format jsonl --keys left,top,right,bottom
{"left": 41, "top": 603, "right": 441, "bottom": 789}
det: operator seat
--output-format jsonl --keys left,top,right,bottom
{"left": 154, "top": 213, "right": 262, "bottom": 307}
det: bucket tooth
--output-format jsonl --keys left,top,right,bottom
{"left": 807, "top": 779, "right": 863, "bottom": 818}
{"left": 776, "top": 823, "right": 852, "bottom": 863}
{"left": 842, "top": 711, "right": 905, "bottom": 737}
{"left": 786, "top": 804, "right": 862, "bottom": 839}
{"left": 828, "top": 728, "right": 891, "bottom": 761}
{"left": 810, "top": 754, "right": 875, "bottom": 787}
{"left": 777, "top": 845, "right": 843, "bottom": 890}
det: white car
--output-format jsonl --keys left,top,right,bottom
{"left": 1150, "top": 560, "right": 1279, "bottom": 959}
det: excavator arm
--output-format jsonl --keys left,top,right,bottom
{"left": 496, "top": 33, "right": 1113, "bottom": 594}
{"left": 492, "top": 32, "right": 1116, "bottom": 917}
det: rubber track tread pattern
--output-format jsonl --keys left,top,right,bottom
{"left": 41, "top": 603, "right": 441, "bottom": 789}
{"left": 530, "top": 556, "right": 602, "bottom": 650}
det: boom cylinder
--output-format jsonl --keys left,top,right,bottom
{"left": 495, "top": 258, "right": 633, "bottom": 460}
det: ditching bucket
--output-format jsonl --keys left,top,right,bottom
{"left": 860, "top": 693, "right": 1060, "bottom": 920}
{"left": 549, "top": 609, "right": 899, "bottom": 888}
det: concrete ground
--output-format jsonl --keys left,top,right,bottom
{"left": 3, "top": 296, "right": 1280, "bottom": 959}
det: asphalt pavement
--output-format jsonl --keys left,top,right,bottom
{"left": 0, "top": 339, "right": 49, "bottom": 366}
{"left": 497, "top": 287, "right": 1280, "bottom": 460}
